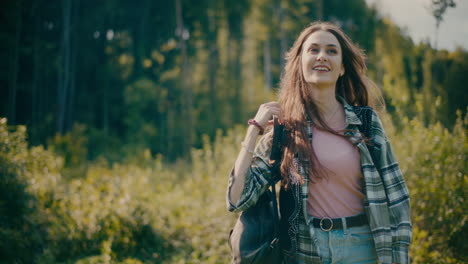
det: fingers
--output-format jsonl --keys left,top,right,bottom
{"left": 262, "top": 102, "right": 282, "bottom": 116}
{"left": 267, "top": 116, "right": 284, "bottom": 126}
{"left": 254, "top": 101, "right": 283, "bottom": 127}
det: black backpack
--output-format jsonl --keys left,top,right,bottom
{"left": 228, "top": 117, "right": 284, "bottom": 264}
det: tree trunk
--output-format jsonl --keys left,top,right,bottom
{"left": 278, "top": 0, "right": 287, "bottom": 74}
{"left": 57, "top": 0, "right": 72, "bottom": 135}
{"left": 132, "top": 0, "right": 150, "bottom": 80}
{"left": 158, "top": 110, "right": 166, "bottom": 156}
{"left": 232, "top": 39, "right": 242, "bottom": 123}
{"left": 66, "top": 1, "right": 79, "bottom": 132}
{"left": 66, "top": 45, "right": 77, "bottom": 132}
{"left": 263, "top": 38, "right": 272, "bottom": 91}
{"left": 207, "top": 8, "right": 219, "bottom": 138}
{"left": 316, "top": 0, "right": 323, "bottom": 20}
{"left": 102, "top": 77, "right": 109, "bottom": 135}
{"left": 31, "top": 0, "right": 40, "bottom": 143}
{"left": 176, "top": 0, "right": 192, "bottom": 158}
{"left": 8, "top": 0, "right": 22, "bottom": 125}
{"left": 167, "top": 108, "right": 174, "bottom": 160}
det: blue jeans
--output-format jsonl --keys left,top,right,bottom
{"left": 310, "top": 216, "right": 378, "bottom": 264}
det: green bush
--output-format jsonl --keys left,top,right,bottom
{"left": 0, "top": 117, "right": 61, "bottom": 263}
{"left": 47, "top": 123, "right": 88, "bottom": 169}
{"left": 388, "top": 111, "right": 467, "bottom": 263}
{"left": 0, "top": 113, "right": 466, "bottom": 263}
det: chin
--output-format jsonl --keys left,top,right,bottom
{"left": 307, "top": 78, "right": 335, "bottom": 87}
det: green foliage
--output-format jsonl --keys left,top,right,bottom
{"left": 151, "top": 129, "right": 243, "bottom": 263}
{"left": 368, "top": 19, "right": 467, "bottom": 128}
{"left": 1, "top": 112, "right": 466, "bottom": 263}
{"left": 0, "top": 117, "right": 38, "bottom": 263}
{"left": 48, "top": 123, "right": 88, "bottom": 168}
{"left": 2, "top": 0, "right": 467, "bottom": 163}
{"left": 2, "top": 1, "right": 467, "bottom": 262}
{"left": 123, "top": 78, "right": 160, "bottom": 149}
{"left": 40, "top": 162, "right": 170, "bottom": 263}
{"left": 443, "top": 49, "right": 468, "bottom": 127}
{"left": 389, "top": 111, "right": 467, "bottom": 263}
{"left": 0, "top": 117, "right": 62, "bottom": 263}
{"left": 47, "top": 123, "right": 89, "bottom": 178}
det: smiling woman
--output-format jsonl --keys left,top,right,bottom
{"left": 301, "top": 31, "right": 345, "bottom": 88}
{"left": 227, "top": 21, "right": 411, "bottom": 264}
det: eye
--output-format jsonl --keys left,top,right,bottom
{"left": 327, "top": 49, "right": 338, "bottom": 55}
{"left": 309, "top": 47, "right": 319, "bottom": 53}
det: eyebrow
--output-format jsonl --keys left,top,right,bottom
{"left": 309, "top": 43, "right": 338, "bottom": 48}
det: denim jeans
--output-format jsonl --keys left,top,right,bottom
{"left": 310, "top": 216, "right": 378, "bottom": 264}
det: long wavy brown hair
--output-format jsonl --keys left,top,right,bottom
{"left": 278, "top": 21, "right": 383, "bottom": 187}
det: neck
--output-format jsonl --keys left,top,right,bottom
{"left": 308, "top": 83, "right": 340, "bottom": 116}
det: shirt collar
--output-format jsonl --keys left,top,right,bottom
{"left": 336, "top": 95, "right": 362, "bottom": 126}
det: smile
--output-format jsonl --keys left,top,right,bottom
{"left": 312, "top": 66, "right": 330, "bottom": 72}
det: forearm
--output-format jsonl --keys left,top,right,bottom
{"left": 227, "top": 101, "right": 281, "bottom": 209}
{"left": 229, "top": 125, "right": 261, "bottom": 204}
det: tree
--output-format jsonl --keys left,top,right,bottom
{"left": 56, "top": 0, "right": 74, "bottom": 135}
{"left": 429, "top": 0, "right": 456, "bottom": 49}
{"left": 7, "top": 0, "right": 22, "bottom": 125}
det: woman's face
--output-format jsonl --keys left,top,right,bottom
{"left": 301, "top": 30, "right": 344, "bottom": 88}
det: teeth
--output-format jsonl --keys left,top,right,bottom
{"left": 313, "top": 67, "right": 329, "bottom": 71}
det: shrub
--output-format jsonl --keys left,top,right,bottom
{"left": 0, "top": 118, "right": 61, "bottom": 263}
{"left": 387, "top": 111, "right": 467, "bottom": 263}
{"left": 1, "top": 112, "right": 466, "bottom": 263}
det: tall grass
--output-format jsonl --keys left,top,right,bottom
{"left": 0, "top": 114, "right": 466, "bottom": 263}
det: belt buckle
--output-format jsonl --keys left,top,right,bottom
{"left": 320, "top": 217, "right": 333, "bottom": 232}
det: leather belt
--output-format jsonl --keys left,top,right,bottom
{"left": 311, "top": 214, "right": 368, "bottom": 231}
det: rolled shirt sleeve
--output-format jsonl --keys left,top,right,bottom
{"left": 226, "top": 131, "right": 277, "bottom": 212}
{"left": 371, "top": 112, "right": 412, "bottom": 263}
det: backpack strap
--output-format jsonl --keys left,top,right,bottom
{"left": 352, "top": 105, "right": 378, "bottom": 165}
{"left": 268, "top": 116, "right": 284, "bottom": 242}
{"left": 352, "top": 106, "right": 373, "bottom": 140}
{"left": 270, "top": 116, "right": 285, "bottom": 181}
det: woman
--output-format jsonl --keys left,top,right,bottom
{"left": 226, "top": 22, "right": 411, "bottom": 264}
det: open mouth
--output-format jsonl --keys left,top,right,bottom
{"left": 312, "top": 66, "right": 330, "bottom": 72}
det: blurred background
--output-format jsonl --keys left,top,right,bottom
{"left": 0, "top": 0, "right": 466, "bottom": 263}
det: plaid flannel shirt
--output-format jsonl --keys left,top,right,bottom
{"left": 227, "top": 97, "right": 412, "bottom": 264}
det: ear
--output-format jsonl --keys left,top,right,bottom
{"left": 340, "top": 64, "right": 345, "bottom": 76}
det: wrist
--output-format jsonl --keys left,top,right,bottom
{"left": 248, "top": 119, "right": 264, "bottom": 135}
{"left": 392, "top": 244, "right": 409, "bottom": 264}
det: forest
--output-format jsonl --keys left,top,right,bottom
{"left": 0, "top": 0, "right": 466, "bottom": 263}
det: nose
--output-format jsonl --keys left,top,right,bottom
{"left": 316, "top": 51, "right": 328, "bottom": 62}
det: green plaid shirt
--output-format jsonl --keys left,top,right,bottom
{"left": 227, "top": 97, "right": 412, "bottom": 264}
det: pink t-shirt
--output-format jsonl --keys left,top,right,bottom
{"left": 307, "top": 125, "right": 365, "bottom": 218}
